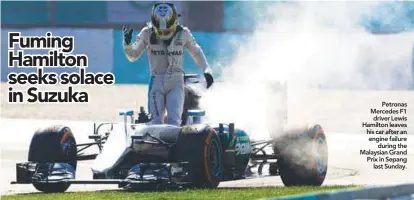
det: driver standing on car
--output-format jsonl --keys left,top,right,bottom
{"left": 123, "top": 2, "right": 214, "bottom": 126}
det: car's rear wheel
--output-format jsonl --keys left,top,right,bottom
{"left": 176, "top": 125, "right": 223, "bottom": 188}
{"left": 274, "top": 124, "right": 328, "bottom": 186}
{"left": 28, "top": 125, "right": 77, "bottom": 193}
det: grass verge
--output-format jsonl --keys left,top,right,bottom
{"left": 3, "top": 185, "right": 358, "bottom": 200}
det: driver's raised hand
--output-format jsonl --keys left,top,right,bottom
{"left": 123, "top": 26, "right": 134, "bottom": 45}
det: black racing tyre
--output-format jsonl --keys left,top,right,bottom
{"left": 28, "top": 125, "right": 77, "bottom": 193}
{"left": 175, "top": 125, "right": 223, "bottom": 188}
{"left": 181, "top": 86, "right": 200, "bottom": 126}
{"left": 274, "top": 124, "right": 328, "bottom": 186}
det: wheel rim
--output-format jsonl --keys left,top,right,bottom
{"left": 314, "top": 135, "right": 327, "bottom": 175}
{"left": 208, "top": 139, "right": 222, "bottom": 177}
{"left": 60, "top": 130, "right": 77, "bottom": 168}
{"left": 61, "top": 136, "right": 75, "bottom": 157}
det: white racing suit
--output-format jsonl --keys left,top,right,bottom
{"left": 123, "top": 25, "right": 211, "bottom": 126}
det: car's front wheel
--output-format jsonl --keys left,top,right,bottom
{"left": 28, "top": 125, "right": 77, "bottom": 193}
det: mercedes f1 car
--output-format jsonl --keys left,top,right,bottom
{"left": 11, "top": 74, "right": 328, "bottom": 193}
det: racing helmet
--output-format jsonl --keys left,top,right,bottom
{"left": 151, "top": 2, "right": 179, "bottom": 40}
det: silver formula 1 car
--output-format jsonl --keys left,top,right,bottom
{"left": 11, "top": 74, "right": 328, "bottom": 193}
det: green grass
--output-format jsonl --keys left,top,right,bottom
{"left": 3, "top": 185, "right": 358, "bottom": 200}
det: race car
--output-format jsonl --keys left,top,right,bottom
{"left": 11, "top": 74, "right": 328, "bottom": 193}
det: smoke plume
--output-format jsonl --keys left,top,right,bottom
{"left": 200, "top": 1, "right": 414, "bottom": 139}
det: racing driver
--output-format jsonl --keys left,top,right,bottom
{"left": 123, "top": 2, "right": 214, "bottom": 126}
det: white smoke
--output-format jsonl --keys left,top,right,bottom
{"left": 200, "top": 1, "right": 414, "bottom": 139}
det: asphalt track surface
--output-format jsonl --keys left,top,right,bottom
{"left": 1, "top": 85, "right": 414, "bottom": 195}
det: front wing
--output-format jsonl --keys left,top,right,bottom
{"left": 11, "top": 161, "right": 193, "bottom": 189}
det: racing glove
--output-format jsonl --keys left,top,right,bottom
{"left": 204, "top": 73, "right": 214, "bottom": 89}
{"left": 123, "top": 26, "right": 134, "bottom": 45}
